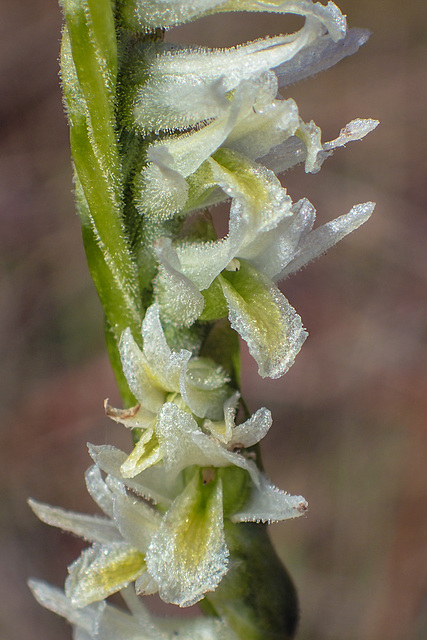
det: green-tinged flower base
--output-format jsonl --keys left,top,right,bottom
{"left": 203, "top": 522, "right": 299, "bottom": 640}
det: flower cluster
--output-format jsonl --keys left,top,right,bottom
{"left": 30, "top": 303, "right": 307, "bottom": 608}
{"left": 30, "top": 0, "right": 376, "bottom": 636}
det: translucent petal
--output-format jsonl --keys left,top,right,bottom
{"left": 229, "top": 406, "right": 273, "bottom": 449}
{"left": 245, "top": 197, "right": 316, "bottom": 279}
{"left": 146, "top": 472, "right": 228, "bottom": 607}
{"left": 219, "top": 261, "right": 307, "bottom": 378}
{"left": 156, "top": 403, "right": 260, "bottom": 484}
{"left": 120, "top": 584, "right": 158, "bottom": 625}
{"left": 181, "top": 357, "right": 231, "bottom": 420}
{"left": 141, "top": 303, "right": 192, "bottom": 391}
{"left": 120, "top": 424, "right": 163, "bottom": 478}
{"left": 113, "top": 492, "right": 160, "bottom": 552}
{"left": 231, "top": 472, "right": 308, "bottom": 523}
{"left": 276, "top": 28, "right": 371, "bottom": 88}
{"left": 225, "top": 92, "right": 301, "bottom": 162}
{"left": 119, "top": 329, "right": 164, "bottom": 412}
{"left": 215, "top": 0, "right": 347, "bottom": 42}
{"left": 135, "top": 572, "right": 159, "bottom": 597}
{"left": 28, "top": 580, "right": 103, "bottom": 633}
{"left": 85, "top": 465, "right": 115, "bottom": 519}
{"left": 259, "top": 133, "right": 310, "bottom": 175}
{"left": 73, "top": 629, "right": 92, "bottom": 640}
{"left": 159, "top": 617, "right": 238, "bottom": 640}
{"left": 88, "top": 444, "right": 179, "bottom": 505}
{"left": 105, "top": 400, "right": 155, "bottom": 430}
{"left": 28, "top": 498, "right": 122, "bottom": 545}
{"left": 204, "top": 391, "right": 240, "bottom": 444}
{"left": 281, "top": 202, "right": 375, "bottom": 278}
{"left": 65, "top": 542, "right": 146, "bottom": 607}
{"left": 154, "top": 238, "right": 205, "bottom": 326}
{"left": 185, "top": 358, "right": 230, "bottom": 391}
{"left": 133, "top": 20, "right": 323, "bottom": 132}
{"left": 95, "top": 594, "right": 162, "bottom": 640}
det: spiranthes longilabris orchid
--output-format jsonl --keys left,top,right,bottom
{"left": 30, "top": 450, "right": 306, "bottom": 607}
{"left": 30, "top": 0, "right": 377, "bottom": 638}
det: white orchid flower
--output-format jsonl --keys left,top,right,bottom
{"left": 109, "top": 303, "right": 233, "bottom": 476}
{"left": 29, "top": 465, "right": 164, "bottom": 608}
{"left": 90, "top": 444, "right": 307, "bottom": 606}
{"left": 155, "top": 189, "right": 375, "bottom": 378}
{"left": 30, "top": 444, "right": 307, "bottom": 609}
{"left": 29, "top": 581, "right": 240, "bottom": 640}
{"left": 130, "top": 15, "right": 328, "bottom": 133}
{"left": 122, "top": 0, "right": 347, "bottom": 36}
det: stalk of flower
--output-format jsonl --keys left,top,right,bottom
{"left": 29, "top": 1, "right": 377, "bottom": 638}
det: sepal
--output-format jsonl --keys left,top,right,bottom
{"left": 146, "top": 470, "right": 228, "bottom": 607}
{"left": 219, "top": 261, "right": 307, "bottom": 379}
{"left": 65, "top": 542, "right": 146, "bottom": 608}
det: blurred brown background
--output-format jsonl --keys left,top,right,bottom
{"left": 1, "top": 1, "right": 426, "bottom": 638}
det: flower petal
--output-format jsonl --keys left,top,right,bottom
{"left": 219, "top": 260, "right": 307, "bottom": 378}
{"left": 156, "top": 403, "right": 261, "bottom": 485}
{"left": 216, "top": 0, "right": 347, "bottom": 42}
{"left": 28, "top": 580, "right": 103, "bottom": 633}
{"left": 276, "top": 28, "right": 370, "bottom": 88}
{"left": 246, "top": 197, "right": 316, "bottom": 280}
{"left": 28, "top": 498, "right": 122, "bottom": 545}
{"left": 142, "top": 303, "right": 193, "bottom": 391}
{"left": 85, "top": 465, "right": 115, "bottom": 519}
{"left": 120, "top": 424, "right": 163, "bottom": 478}
{"left": 113, "top": 492, "right": 160, "bottom": 552}
{"left": 65, "top": 542, "right": 146, "bottom": 607}
{"left": 135, "top": 145, "right": 189, "bottom": 220}
{"left": 122, "top": 0, "right": 228, "bottom": 30}
{"left": 133, "top": 20, "right": 323, "bottom": 132}
{"left": 154, "top": 238, "right": 205, "bottom": 327}
{"left": 135, "top": 572, "right": 159, "bottom": 597}
{"left": 281, "top": 201, "right": 375, "bottom": 278}
{"left": 119, "top": 328, "right": 164, "bottom": 412}
{"left": 146, "top": 471, "right": 228, "bottom": 607}
{"left": 229, "top": 406, "right": 273, "bottom": 449}
{"left": 204, "top": 391, "right": 240, "bottom": 444}
{"left": 181, "top": 357, "right": 231, "bottom": 420}
{"left": 209, "top": 148, "right": 292, "bottom": 233}
{"left": 231, "top": 472, "right": 308, "bottom": 523}
{"left": 88, "top": 444, "right": 180, "bottom": 505}
{"left": 105, "top": 400, "right": 155, "bottom": 430}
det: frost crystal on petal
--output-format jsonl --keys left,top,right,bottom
{"left": 146, "top": 472, "right": 228, "bottom": 607}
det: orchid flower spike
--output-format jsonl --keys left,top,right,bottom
{"left": 30, "top": 0, "right": 377, "bottom": 636}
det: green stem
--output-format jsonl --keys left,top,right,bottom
{"left": 60, "top": 0, "right": 143, "bottom": 366}
{"left": 203, "top": 523, "right": 299, "bottom": 640}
